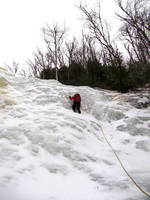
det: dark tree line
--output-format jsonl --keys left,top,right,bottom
{"left": 6, "top": 0, "right": 150, "bottom": 92}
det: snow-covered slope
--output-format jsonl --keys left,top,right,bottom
{"left": 0, "top": 69, "right": 150, "bottom": 200}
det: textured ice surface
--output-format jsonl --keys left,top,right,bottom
{"left": 0, "top": 69, "right": 150, "bottom": 200}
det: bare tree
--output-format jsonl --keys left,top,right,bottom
{"left": 78, "top": 2, "right": 123, "bottom": 65}
{"left": 84, "top": 34, "right": 97, "bottom": 61}
{"left": 116, "top": 0, "right": 150, "bottom": 62}
{"left": 27, "top": 47, "right": 53, "bottom": 78}
{"left": 65, "top": 37, "right": 77, "bottom": 81}
{"left": 42, "top": 23, "right": 67, "bottom": 81}
{"left": 66, "top": 37, "right": 77, "bottom": 66}
{"left": 5, "top": 60, "right": 19, "bottom": 74}
{"left": 78, "top": 2, "right": 127, "bottom": 91}
{"left": 81, "top": 31, "right": 98, "bottom": 67}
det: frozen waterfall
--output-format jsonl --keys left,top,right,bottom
{"left": 0, "top": 68, "right": 150, "bottom": 200}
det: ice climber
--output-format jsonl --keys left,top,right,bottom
{"left": 69, "top": 93, "right": 81, "bottom": 113}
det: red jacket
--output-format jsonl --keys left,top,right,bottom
{"left": 69, "top": 93, "right": 81, "bottom": 102}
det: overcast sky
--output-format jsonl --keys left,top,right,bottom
{"left": 0, "top": 0, "right": 119, "bottom": 67}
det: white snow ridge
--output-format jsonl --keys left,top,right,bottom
{"left": 0, "top": 68, "right": 150, "bottom": 200}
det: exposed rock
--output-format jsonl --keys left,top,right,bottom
{"left": 123, "top": 88, "right": 150, "bottom": 109}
